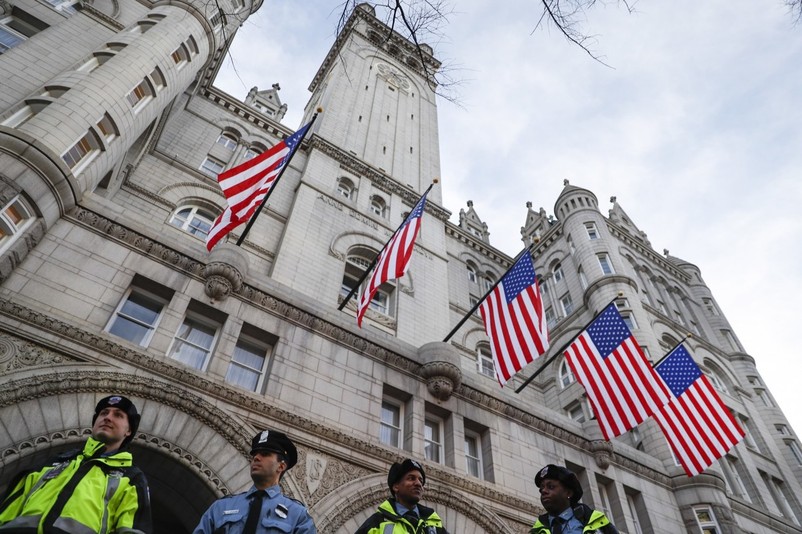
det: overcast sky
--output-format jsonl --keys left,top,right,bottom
{"left": 215, "top": 1, "right": 802, "bottom": 441}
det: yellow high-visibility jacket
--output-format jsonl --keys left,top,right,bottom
{"left": 0, "top": 437, "right": 151, "bottom": 534}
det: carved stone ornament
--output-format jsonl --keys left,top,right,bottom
{"left": 418, "top": 342, "right": 462, "bottom": 401}
{"left": 376, "top": 63, "right": 411, "bottom": 91}
{"left": 305, "top": 451, "right": 328, "bottom": 496}
{"left": 203, "top": 243, "right": 249, "bottom": 301}
{"left": 586, "top": 439, "right": 614, "bottom": 469}
{"left": 0, "top": 332, "right": 77, "bottom": 373}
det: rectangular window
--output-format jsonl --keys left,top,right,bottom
{"left": 1, "top": 13, "right": 43, "bottom": 54}
{"left": 126, "top": 79, "right": 153, "bottom": 109}
{"left": 739, "top": 416, "right": 762, "bottom": 452}
{"left": 560, "top": 294, "right": 574, "bottom": 316}
{"left": 788, "top": 440, "right": 802, "bottom": 465}
{"left": 225, "top": 325, "right": 273, "bottom": 392}
{"left": 168, "top": 301, "right": 225, "bottom": 370}
{"left": 477, "top": 346, "right": 495, "bottom": 378}
{"left": 96, "top": 113, "right": 117, "bottom": 140}
{"left": 578, "top": 267, "right": 588, "bottom": 289}
{"left": 756, "top": 389, "right": 774, "bottom": 407}
{"left": 62, "top": 131, "right": 98, "bottom": 169}
{"left": 424, "top": 418, "right": 443, "bottom": 464}
{"left": 150, "top": 67, "right": 165, "bottom": 88}
{"left": 761, "top": 472, "right": 800, "bottom": 524}
{"left": 566, "top": 402, "right": 586, "bottom": 423}
{"left": 625, "top": 490, "right": 649, "bottom": 534}
{"left": 694, "top": 506, "right": 720, "bottom": 534}
{"left": 545, "top": 307, "right": 557, "bottom": 328}
{"left": 380, "top": 399, "right": 403, "bottom": 448}
{"left": 721, "top": 455, "right": 751, "bottom": 502}
{"left": 464, "top": 431, "right": 482, "bottom": 478}
{"left": 200, "top": 156, "right": 225, "bottom": 177}
{"left": 777, "top": 424, "right": 791, "bottom": 436}
{"left": 621, "top": 312, "right": 637, "bottom": 330}
{"left": 585, "top": 222, "right": 599, "bottom": 240}
{"left": 171, "top": 44, "right": 189, "bottom": 65}
{"left": 597, "top": 253, "right": 614, "bottom": 275}
{"left": 721, "top": 329, "right": 740, "bottom": 351}
{"left": 106, "top": 275, "right": 173, "bottom": 347}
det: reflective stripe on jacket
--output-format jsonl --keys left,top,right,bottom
{"left": 354, "top": 499, "right": 448, "bottom": 534}
{"left": 0, "top": 437, "right": 152, "bottom": 534}
{"left": 530, "top": 504, "right": 618, "bottom": 534}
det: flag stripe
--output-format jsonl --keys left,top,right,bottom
{"left": 478, "top": 254, "right": 549, "bottom": 386}
{"left": 356, "top": 193, "right": 427, "bottom": 326}
{"left": 206, "top": 122, "right": 310, "bottom": 252}
{"left": 653, "top": 345, "right": 745, "bottom": 476}
{"left": 564, "top": 303, "right": 670, "bottom": 439}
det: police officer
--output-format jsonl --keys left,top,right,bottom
{"left": 194, "top": 429, "right": 316, "bottom": 534}
{"left": 0, "top": 395, "right": 152, "bottom": 533}
{"left": 354, "top": 458, "right": 449, "bottom": 534}
{"left": 530, "top": 464, "right": 618, "bottom": 534}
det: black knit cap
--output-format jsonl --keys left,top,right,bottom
{"left": 92, "top": 395, "right": 140, "bottom": 448}
{"left": 387, "top": 459, "right": 426, "bottom": 494}
{"left": 250, "top": 430, "right": 298, "bottom": 469}
{"left": 535, "top": 464, "right": 583, "bottom": 505}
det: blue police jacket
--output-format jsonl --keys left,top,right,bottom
{"left": 193, "top": 484, "right": 316, "bottom": 534}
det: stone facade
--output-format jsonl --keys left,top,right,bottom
{"left": 1, "top": 2, "right": 801, "bottom": 533}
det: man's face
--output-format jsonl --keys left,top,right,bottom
{"left": 250, "top": 451, "right": 286, "bottom": 489}
{"left": 538, "top": 478, "right": 573, "bottom": 515}
{"left": 392, "top": 469, "right": 424, "bottom": 508}
{"left": 92, "top": 407, "right": 131, "bottom": 451}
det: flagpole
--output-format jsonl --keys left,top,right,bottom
{"left": 441, "top": 246, "right": 535, "bottom": 343}
{"left": 514, "top": 294, "right": 623, "bottom": 394}
{"left": 235, "top": 110, "right": 320, "bottom": 246}
{"left": 338, "top": 181, "right": 436, "bottom": 312}
{"left": 652, "top": 333, "right": 693, "bottom": 368}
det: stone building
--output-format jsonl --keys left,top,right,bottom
{"left": 1, "top": 1, "right": 801, "bottom": 532}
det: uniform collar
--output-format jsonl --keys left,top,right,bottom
{"left": 249, "top": 484, "right": 282, "bottom": 499}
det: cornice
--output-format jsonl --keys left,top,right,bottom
{"left": 608, "top": 223, "right": 690, "bottom": 282}
{"left": 308, "top": 137, "right": 450, "bottom": 222}
{"left": 78, "top": 4, "right": 125, "bottom": 31}
{"left": 203, "top": 87, "right": 292, "bottom": 138}
{"left": 445, "top": 224, "right": 512, "bottom": 266}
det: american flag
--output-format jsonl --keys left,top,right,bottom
{"left": 653, "top": 344, "right": 745, "bottom": 476}
{"left": 564, "top": 303, "right": 670, "bottom": 439}
{"left": 206, "top": 122, "right": 311, "bottom": 251}
{"left": 479, "top": 254, "right": 549, "bottom": 386}
{"left": 356, "top": 191, "right": 428, "bottom": 327}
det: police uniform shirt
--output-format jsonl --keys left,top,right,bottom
{"left": 549, "top": 507, "right": 583, "bottom": 534}
{"left": 193, "top": 484, "right": 316, "bottom": 534}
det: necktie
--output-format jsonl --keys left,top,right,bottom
{"left": 243, "top": 491, "right": 265, "bottom": 534}
{"left": 404, "top": 510, "right": 420, "bottom": 527}
{"left": 552, "top": 517, "right": 565, "bottom": 534}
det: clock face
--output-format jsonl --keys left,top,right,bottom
{"left": 376, "top": 63, "right": 411, "bottom": 91}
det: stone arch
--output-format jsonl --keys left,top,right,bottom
{"left": 158, "top": 181, "right": 226, "bottom": 208}
{"left": 0, "top": 371, "right": 263, "bottom": 533}
{"left": 313, "top": 473, "right": 515, "bottom": 533}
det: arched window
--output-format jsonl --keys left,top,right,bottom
{"left": 476, "top": 345, "right": 495, "bottom": 378}
{"left": 216, "top": 132, "right": 238, "bottom": 151}
{"left": 0, "top": 196, "right": 34, "bottom": 255}
{"left": 341, "top": 247, "right": 394, "bottom": 317}
{"left": 552, "top": 262, "right": 564, "bottom": 282}
{"left": 370, "top": 195, "right": 387, "bottom": 218}
{"left": 482, "top": 273, "right": 495, "bottom": 292}
{"left": 169, "top": 205, "right": 216, "bottom": 239}
{"left": 466, "top": 262, "right": 478, "bottom": 283}
{"left": 337, "top": 177, "right": 355, "bottom": 200}
{"left": 559, "top": 358, "right": 575, "bottom": 388}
